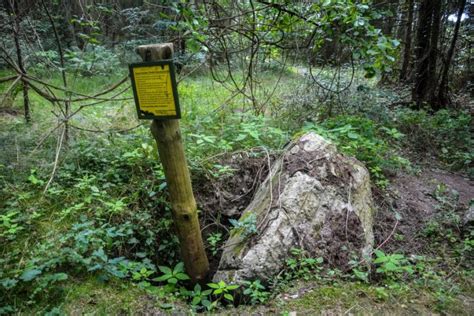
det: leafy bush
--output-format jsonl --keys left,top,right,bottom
{"left": 0, "top": 213, "right": 157, "bottom": 306}
{"left": 64, "top": 45, "right": 121, "bottom": 76}
{"left": 0, "top": 131, "right": 180, "bottom": 310}
{"left": 394, "top": 109, "right": 472, "bottom": 173}
{"left": 185, "top": 113, "right": 288, "bottom": 161}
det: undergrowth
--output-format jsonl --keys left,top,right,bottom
{"left": 0, "top": 70, "right": 472, "bottom": 314}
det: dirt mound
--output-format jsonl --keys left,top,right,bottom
{"left": 193, "top": 149, "right": 273, "bottom": 274}
{"left": 194, "top": 149, "right": 273, "bottom": 218}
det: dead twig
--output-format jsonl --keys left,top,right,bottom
{"left": 43, "top": 125, "right": 66, "bottom": 193}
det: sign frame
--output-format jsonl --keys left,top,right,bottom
{"left": 129, "top": 60, "right": 181, "bottom": 120}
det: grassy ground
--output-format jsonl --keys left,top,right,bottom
{"left": 1, "top": 66, "right": 472, "bottom": 315}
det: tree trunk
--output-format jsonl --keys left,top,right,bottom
{"left": 400, "top": 0, "right": 414, "bottom": 82}
{"left": 412, "top": 0, "right": 443, "bottom": 109}
{"left": 62, "top": 0, "right": 78, "bottom": 48}
{"left": 412, "top": 0, "right": 434, "bottom": 107}
{"left": 10, "top": 0, "right": 31, "bottom": 122}
{"left": 438, "top": 0, "right": 467, "bottom": 105}
{"left": 428, "top": 0, "right": 441, "bottom": 108}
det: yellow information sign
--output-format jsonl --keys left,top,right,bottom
{"left": 129, "top": 61, "right": 180, "bottom": 120}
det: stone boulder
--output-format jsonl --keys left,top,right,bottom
{"left": 213, "top": 132, "right": 375, "bottom": 283}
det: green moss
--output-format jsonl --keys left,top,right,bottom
{"left": 57, "top": 277, "right": 188, "bottom": 315}
{"left": 277, "top": 281, "right": 471, "bottom": 315}
{"left": 59, "top": 278, "right": 147, "bottom": 314}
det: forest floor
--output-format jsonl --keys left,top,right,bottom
{"left": 0, "top": 68, "right": 472, "bottom": 315}
{"left": 59, "top": 163, "right": 474, "bottom": 315}
{"left": 52, "top": 148, "right": 473, "bottom": 315}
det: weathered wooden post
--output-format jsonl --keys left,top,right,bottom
{"left": 130, "top": 43, "right": 209, "bottom": 283}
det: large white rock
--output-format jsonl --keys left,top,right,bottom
{"left": 213, "top": 132, "right": 375, "bottom": 283}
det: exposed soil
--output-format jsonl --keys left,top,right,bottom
{"left": 196, "top": 150, "right": 474, "bottom": 277}
{"left": 194, "top": 150, "right": 273, "bottom": 219}
{"left": 313, "top": 211, "right": 365, "bottom": 269}
{"left": 374, "top": 167, "right": 473, "bottom": 255}
{"left": 193, "top": 149, "right": 273, "bottom": 276}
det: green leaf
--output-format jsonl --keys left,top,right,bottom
{"left": 391, "top": 254, "right": 405, "bottom": 260}
{"left": 347, "top": 132, "right": 359, "bottom": 140}
{"left": 159, "top": 303, "right": 174, "bottom": 310}
{"left": 168, "top": 277, "right": 178, "bottom": 284}
{"left": 373, "top": 257, "right": 386, "bottom": 264}
{"left": 226, "top": 285, "right": 240, "bottom": 290}
{"left": 207, "top": 283, "right": 220, "bottom": 289}
{"left": 202, "top": 289, "right": 212, "bottom": 296}
{"left": 235, "top": 134, "right": 247, "bottom": 141}
{"left": 191, "top": 296, "right": 201, "bottom": 305}
{"left": 51, "top": 273, "right": 68, "bottom": 281}
{"left": 374, "top": 250, "right": 385, "bottom": 258}
{"left": 384, "top": 262, "right": 398, "bottom": 271}
{"left": 158, "top": 266, "right": 172, "bottom": 274}
{"left": 175, "top": 273, "right": 190, "bottom": 281}
{"left": 194, "top": 284, "right": 202, "bottom": 292}
{"left": 214, "top": 288, "right": 223, "bottom": 294}
{"left": 173, "top": 262, "right": 185, "bottom": 274}
{"left": 153, "top": 275, "right": 169, "bottom": 282}
{"left": 224, "top": 293, "right": 234, "bottom": 301}
{"left": 20, "top": 269, "right": 42, "bottom": 282}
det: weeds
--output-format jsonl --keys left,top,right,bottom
{"left": 1, "top": 66, "right": 472, "bottom": 314}
{"left": 302, "top": 115, "right": 409, "bottom": 187}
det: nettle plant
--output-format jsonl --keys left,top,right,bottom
{"left": 373, "top": 250, "right": 414, "bottom": 280}
{"left": 207, "top": 232, "right": 223, "bottom": 256}
{"left": 242, "top": 279, "right": 270, "bottom": 305}
{"left": 153, "top": 262, "right": 190, "bottom": 293}
{"left": 151, "top": 263, "right": 241, "bottom": 311}
{"left": 283, "top": 248, "right": 324, "bottom": 281}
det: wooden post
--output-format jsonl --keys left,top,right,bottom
{"left": 136, "top": 43, "right": 209, "bottom": 283}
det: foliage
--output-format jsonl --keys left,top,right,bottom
{"left": 176, "top": 0, "right": 399, "bottom": 78}
{"left": 185, "top": 284, "right": 212, "bottom": 311}
{"left": 373, "top": 250, "right": 414, "bottom": 280}
{"left": 64, "top": 45, "right": 121, "bottom": 76}
{"left": 302, "top": 115, "right": 409, "bottom": 187}
{"left": 0, "top": 131, "right": 180, "bottom": 311}
{"left": 0, "top": 212, "right": 157, "bottom": 306}
{"left": 1, "top": 3, "right": 472, "bottom": 309}
{"left": 394, "top": 109, "right": 473, "bottom": 174}
{"left": 242, "top": 280, "right": 270, "bottom": 305}
{"left": 185, "top": 113, "right": 288, "bottom": 161}
{"left": 207, "top": 280, "right": 239, "bottom": 304}
{"left": 422, "top": 183, "right": 472, "bottom": 259}
{"left": 153, "top": 262, "right": 190, "bottom": 292}
{"left": 282, "top": 248, "right": 324, "bottom": 281}
{"left": 229, "top": 213, "right": 258, "bottom": 238}
{"left": 207, "top": 232, "right": 223, "bottom": 256}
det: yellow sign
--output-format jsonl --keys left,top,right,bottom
{"left": 129, "top": 61, "right": 180, "bottom": 120}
